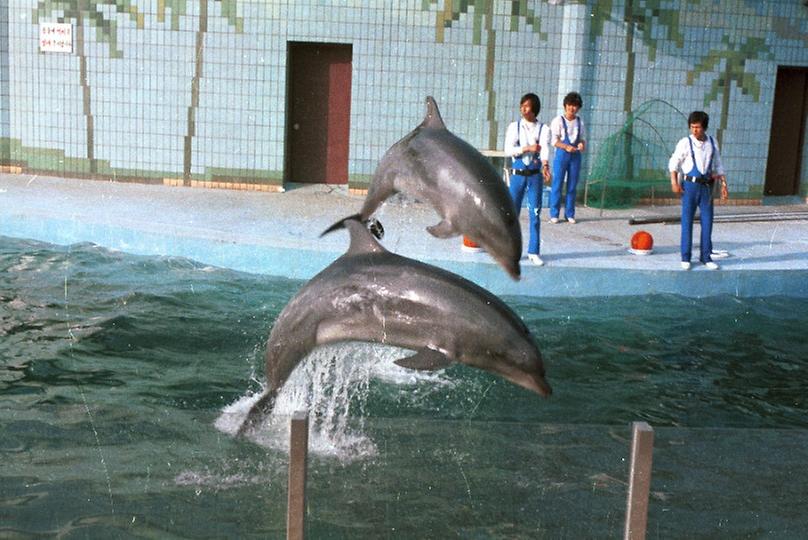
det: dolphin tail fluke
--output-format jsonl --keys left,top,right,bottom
{"left": 236, "top": 390, "right": 278, "bottom": 437}
{"left": 321, "top": 213, "right": 363, "bottom": 238}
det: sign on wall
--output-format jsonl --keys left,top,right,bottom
{"left": 39, "top": 22, "right": 73, "bottom": 53}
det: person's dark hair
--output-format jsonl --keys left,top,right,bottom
{"left": 688, "top": 111, "right": 709, "bottom": 129}
{"left": 563, "top": 91, "right": 583, "bottom": 108}
{"left": 520, "top": 93, "right": 541, "bottom": 116}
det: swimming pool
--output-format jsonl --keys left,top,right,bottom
{"left": 2, "top": 236, "right": 807, "bottom": 537}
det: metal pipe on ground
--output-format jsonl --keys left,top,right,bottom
{"left": 629, "top": 211, "right": 808, "bottom": 225}
{"left": 624, "top": 421, "right": 654, "bottom": 540}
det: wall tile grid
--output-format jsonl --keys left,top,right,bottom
{"left": 1, "top": 0, "right": 9, "bottom": 155}
{"left": 2, "top": 0, "right": 807, "bottom": 199}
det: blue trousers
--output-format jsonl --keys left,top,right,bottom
{"left": 681, "top": 181, "right": 714, "bottom": 263}
{"left": 550, "top": 150, "right": 582, "bottom": 219}
{"left": 509, "top": 173, "right": 542, "bottom": 255}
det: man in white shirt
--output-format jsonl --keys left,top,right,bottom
{"left": 668, "top": 111, "right": 729, "bottom": 270}
{"left": 549, "top": 92, "right": 586, "bottom": 224}
{"left": 504, "top": 93, "right": 551, "bottom": 266}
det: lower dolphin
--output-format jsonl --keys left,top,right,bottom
{"left": 238, "top": 217, "right": 550, "bottom": 435}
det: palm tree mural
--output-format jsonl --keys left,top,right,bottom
{"left": 32, "top": 0, "right": 145, "bottom": 174}
{"left": 686, "top": 34, "right": 771, "bottom": 147}
{"left": 423, "top": 0, "right": 547, "bottom": 150}
{"left": 589, "top": 0, "right": 686, "bottom": 115}
{"left": 587, "top": 0, "right": 686, "bottom": 187}
{"left": 158, "top": 0, "right": 243, "bottom": 184}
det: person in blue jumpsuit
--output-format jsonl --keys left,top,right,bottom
{"left": 549, "top": 92, "right": 586, "bottom": 224}
{"left": 504, "top": 93, "right": 551, "bottom": 266}
{"left": 668, "top": 111, "right": 729, "bottom": 270}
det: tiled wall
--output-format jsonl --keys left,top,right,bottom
{"left": 1, "top": 0, "right": 9, "bottom": 163}
{"left": 2, "top": 0, "right": 807, "bottom": 200}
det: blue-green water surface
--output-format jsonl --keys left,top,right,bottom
{"left": 2, "top": 236, "right": 807, "bottom": 538}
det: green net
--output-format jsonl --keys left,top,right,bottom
{"left": 585, "top": 99, "right": 688, "bottom": 209}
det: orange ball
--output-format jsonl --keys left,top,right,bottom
{"left": 631, "top": 231, "right": 654, "bottom": 251}
{"left": 462, "top": 236, "right": 480, "bottom": 248}
{"left": 461, "top": 235, "right": 484, "bottom": 252}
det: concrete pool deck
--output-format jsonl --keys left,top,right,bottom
{"left": 2, "top": 172, "right": 807, "bottom": 297}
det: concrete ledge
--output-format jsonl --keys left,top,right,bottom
{"left": 2, "top": 172, "right": 807, "bottom": 299}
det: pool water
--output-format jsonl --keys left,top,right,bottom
{"left": 2, "top": 236, "right": 807, "bottom": 538}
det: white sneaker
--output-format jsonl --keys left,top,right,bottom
{"left": 680, "top": 261, "right": 691, "bottom": 270}
{"left": 528, "top": 254, "right": 544, "bottom": 266}
{"left": 704, "top": 261, "right": 720, "bottom": 270}
{"left": 567, "top": 217, "right": 577, "bottom": 224}
{"left": 549, "top": 217, "right": 559, "bottom": 224}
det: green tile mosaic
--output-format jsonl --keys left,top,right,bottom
{"left": 3, "top": 0, "right": 807, "bottom": 201}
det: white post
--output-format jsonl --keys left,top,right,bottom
{"left": 624, "top": 421, "right": 654, "bottom": 540}
{"left": 555, "top": 2, "right": 589, "bottom": 110}
{"left": 287, "top": 411, "right": 309, "bottom": 540}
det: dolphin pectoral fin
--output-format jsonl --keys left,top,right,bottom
{"left": 394, "top": 348, "right": 452, "bottom": 371}
{"left": 426, "top": 220, "right": 457, "bottom": 239}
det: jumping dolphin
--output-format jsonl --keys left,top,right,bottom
{"left": 238, "top": 217, "right": 550, "bottom": 434}
{"left": 359, "top": 96, "right": 523, "bottom": 280}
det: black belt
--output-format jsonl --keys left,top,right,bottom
{"left": 511, "top": 169, "right": 542, "bottom": 177}
{"left": 684, "top": 175, "right": 714, "bottom": 185}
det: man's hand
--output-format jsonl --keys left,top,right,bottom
{"left": 670, "top": 172, "right": 682, "bottom": 194}
{"left": 716, "top": 175, "right": 729, "bottom": 200}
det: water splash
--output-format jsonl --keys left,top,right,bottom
{"left": 217, "top": 343, "right": 450, "bottom": 463}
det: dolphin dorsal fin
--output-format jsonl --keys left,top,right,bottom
{"left": 321, "top": 215, "right": 386, "bottom": 255}
{"left": 345, "top": 217, "right": 386, "bottom": 255}
{"left": 421, "top": 96, "right": 446, "bottom": 129}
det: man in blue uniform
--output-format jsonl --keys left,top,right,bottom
{"left": 668, "top": 111, "right": 729, "bottom": 270}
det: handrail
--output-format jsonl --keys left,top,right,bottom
{"left": 283, "top": 415, "right": 655, "bottom": 539}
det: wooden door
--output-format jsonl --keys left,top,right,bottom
{"left": 286, "top": 42, "right": 352, "bottom": 184}
{"left": 764, "top": 67, "right": 808, "bottom": 196}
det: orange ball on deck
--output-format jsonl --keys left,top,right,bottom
{"left": 461, "top": 235, "right": 484, "bottom": 253}
{"left": 631, "top": 231, "right": 654, "bottom": 251}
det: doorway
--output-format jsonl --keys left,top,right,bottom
{"left": 764, "top": 67, "right": 808, "bottom": 196}
{"left": 286, "top": 42, "right": 353, "bottom": 184}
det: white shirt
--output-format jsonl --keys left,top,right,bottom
{"left": 504, "top": 119, "right": 550, "bottom": 166}
{"left": 668, "top": 135, "right": 725, "bottom": 177}
{"left": 550, "top": 115, "right": 585, "bottom": 147}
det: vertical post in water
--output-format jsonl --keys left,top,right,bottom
{"left": 624, "top": 421, "right": 654, "bottom": 540}
{"left": 287, "top": 411, "right": 309, "bottom": 540}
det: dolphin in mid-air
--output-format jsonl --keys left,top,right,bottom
{"left": 359, "top": 96, "right": 523, "bottom": 280}
{"left": 238, "top": 217, "right": 550, "bottom": 435}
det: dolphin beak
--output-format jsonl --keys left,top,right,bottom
{"left": 506, "top": 260, "right": 521, "bottom": 281}
{"left": 534, "top": 375, "right": 552, "bottom": 397}
{"left": 511, "top": 371, "right": 552, "bottom": 397}
{"left": 491, "top": 249, "right": 521, "bottom": 280}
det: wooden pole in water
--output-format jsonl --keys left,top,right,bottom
{"left": 624, "top": 421, "right": 654, "bottom": 540}
{"left": 287, "top": 411, "right": 309, "bottom": 540}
